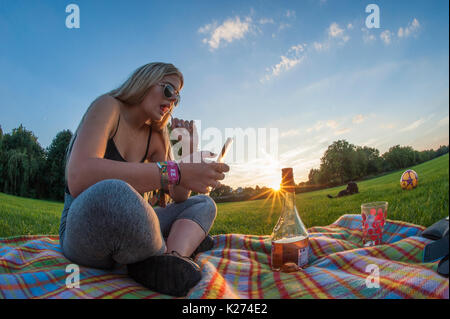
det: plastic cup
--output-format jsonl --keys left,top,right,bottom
{"left": 361, "top": 201, "right": 388, "bottom": 247}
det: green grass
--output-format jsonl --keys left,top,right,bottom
{"left": 0, "top": 194, "right": 63, "bottom": 237}
{"left": 211, "top": 153, "right": 449, "bottom": 235}
{"left": 0, "top": 154, "right": 448, "bottom": 237}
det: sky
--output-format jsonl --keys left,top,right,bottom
{"left": 0, "top": 0, "right": 448, "bottom": 189}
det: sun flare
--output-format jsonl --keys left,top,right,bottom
{"left": 270, "top": 181, "right": 281, "bottom": 192}
{"left": 270, "top": 182, "right": 281, "bottom": 192}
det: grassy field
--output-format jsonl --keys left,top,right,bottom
{"left": 0, "top": 154, "right": 448, "bottom": 238}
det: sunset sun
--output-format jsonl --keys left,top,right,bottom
{"left": 270, "top": 181, "right": 281, "bottom": 192}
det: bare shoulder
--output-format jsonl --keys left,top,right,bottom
{"left": 89, "top": 94, "right": 121, "bottom": 117}
{"left": 71, "top": 94, "right": 122, "bottom": 159}
{"left": 83, "top": 94, "right": 121, "bottom": 136}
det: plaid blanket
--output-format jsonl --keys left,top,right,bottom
{"left": 0, "top": 214, "right": 448, "bottom": 299}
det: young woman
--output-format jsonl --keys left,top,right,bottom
{"left": 59, "top": 62, "right": 229, "bottom": 297}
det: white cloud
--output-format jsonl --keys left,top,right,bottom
{"left": 438, "top": 115, "right": 449, "bottom": 127}
{"left": 305, "top": 114, "right": 375, "bottom": 137}
{"left": 361, "top": 18, "right": 420, "bottom": 46}
{"left": 278, "top": 23, "right": 291, "bottom": 32}
{"left": 259, "top": 18, "right": 274, "bottom": 25}
{"left": 362, "top": 27, "right": 376, "bottom": 43}
{"left": 280, "top": 129, "right": 302, "bottom": 138}
{"left": 313, "top": 41, "right": 329, "bottom": 52}
{"left": 380, "top": 123, "right": 395, "bottom": 129}
{"left": 353, "top": 114, "right": 367, "bottom": 124}
{"left": 199, "top": 16, "right": 252, "bottom": 51}
{"left": 328, "top": 22, "right": 350, "bottom": 43}
{"left": 334, "top": 128, "right": 351, "bottom": 135}
{"left": 399, "top": 118, "right": 425, "bottom": 132}
{"left": 279, "top": 145, "right": 314, "bottom": 161}
{"left": 328, "top": 22, "right": 344, "bottom": 38}
{"left": 286, "top": 10, "right": 296, "bottom": 18}
{"left": 398, "top": 18, "right": 420, "bottom": 38}
{"left": 326, "top": 120, "right": 339, "bottom": 129}
{"left": 306, "top": 121, "right": 325, "bottom": 133}
{"left": 270, "top": 55, "right": 303, "bottom": 77}
{"left": 261, "top": 43, "right": 306, "bottom": 82}
{"left": 311, "top": 22, "right": 351, "bottom": 53}
{"left": 306, "top": 120, "right": 340, "bottom": 132}
{"left": 198, "top": 24, "right": 212, "bottom": 34}
{"left": 289, "top": 43, "right": 306, "bottom": 54}
{"left": 380, "top": 30, "right": 392, "bottom": 45}
{"left": 261, "top": 13, "right": 295, "bottom": 38}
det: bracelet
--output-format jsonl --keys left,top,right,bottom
{"left": 157, "top": 161, "right": 180, "bottom": 188}
{"left": 156, "top": 162, "right": 169, "bottom": 191}
{"left": 167, "top": 161, "right": 181, "bottom": 185}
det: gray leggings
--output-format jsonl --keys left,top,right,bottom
{"left": 59, "top": 179, "right": 217, "bottom": 269}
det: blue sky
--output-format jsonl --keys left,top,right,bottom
{"left": 0, "top": 0, "right": 448, "bottom": 188}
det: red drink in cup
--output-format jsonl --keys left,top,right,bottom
{"left": 361, "top": 201, "right": 388, "bottom": 246}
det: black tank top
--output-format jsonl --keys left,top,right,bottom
{"left": 64, "top": 115, "right": 152, "bottom": 195}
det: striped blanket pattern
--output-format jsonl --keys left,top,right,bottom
{"left": 0, "top": 214, "right": 448, "bottom": 299}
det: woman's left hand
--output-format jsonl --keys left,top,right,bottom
{"left": 170, "top": 117, "right": 198, "bottom": 155}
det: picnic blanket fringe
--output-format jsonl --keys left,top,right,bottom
{"left": 0, "top": 214, "right": 448, "bottom": 299}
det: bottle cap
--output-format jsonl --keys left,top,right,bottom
{"left": 281, "top": 168, "right": 295, "bottom": 192}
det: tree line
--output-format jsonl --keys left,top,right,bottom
{"left": 0, "top": 124, "right": 72, "bottom": 200}
{"left": 0, "top": 124, "right": 448, "bottom": 202}
{"left": 306, "top": 140, "right": 449, "bottom": 186}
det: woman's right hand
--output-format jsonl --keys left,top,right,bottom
{"left": 178, "top": 161, "right": 230, "bottom": 194}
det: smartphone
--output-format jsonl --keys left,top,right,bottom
{"left": 217, "top": 137, "right": 233, "bottom": 163}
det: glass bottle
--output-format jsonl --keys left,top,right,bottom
{"left": 271, "top": 168, "right": 309, "bottom": 271}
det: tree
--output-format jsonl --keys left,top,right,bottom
{"left": 355, "top": 146, "right": 382, "bottom": 177}
{"left": 0, "top": 124, "right": 46, "bottom": 197}
{"left": 45, "top": 130, "right": 73, "bottom": 200}
{"left": 0, "top": 125, "right": 4, "bottom": 186}
{"left": 320, "top": 140, "right": 357, "bottom": 185}
{"left": 6, "top": 149, "right": 30, "bottom": 196}
{"left": 435, "top": 145, "right": 449, "bottom": 157}
{"left": 382, "top": 145, "right": 416, "bottom": 170}
{"left": 354, "top": 147, "right": 369, "bottom": 178}
{"left": 308, "top": 168, "right": 321, "bottom": 185}
{"left": 416, "top": 149, "right": 434, "bottom": 164}
{"left": 209, "top": 184, "right": 232, "bottom": 198}
{"left": 242, "top": 187, "right": 255, "bottom": 198}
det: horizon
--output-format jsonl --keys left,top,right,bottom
{"left": 1, "top": 0, "right": 448, "bottom": 189}
{"left": 1, "top": 121, "right": 447, "bottom": 191}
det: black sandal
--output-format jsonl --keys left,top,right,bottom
{"left": 127, "top": 252, "right": 202, "bottom": 297}
{"left": 191, "top": 234, "right": 215, "bottom": 258}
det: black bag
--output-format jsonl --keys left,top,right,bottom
{"left": 421, "top": 217, "right": 449, "bottom": 277}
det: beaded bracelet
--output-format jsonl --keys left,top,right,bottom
{"left": 167, "top": 161, "right": 181, "bottom": 185}
{"left": 157, "top": 161, "right": 181, "bottom": 189}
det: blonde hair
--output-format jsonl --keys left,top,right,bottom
{"left": 64, "top": 62, "right": 183, "bottom": 184}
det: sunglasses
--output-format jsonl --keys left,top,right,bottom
{"left": 159, "top": 82, "right": 180, "bottom": 107}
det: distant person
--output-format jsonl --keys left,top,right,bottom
{"left": 59, "top": 62, "right": 229, "bottom": 297}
